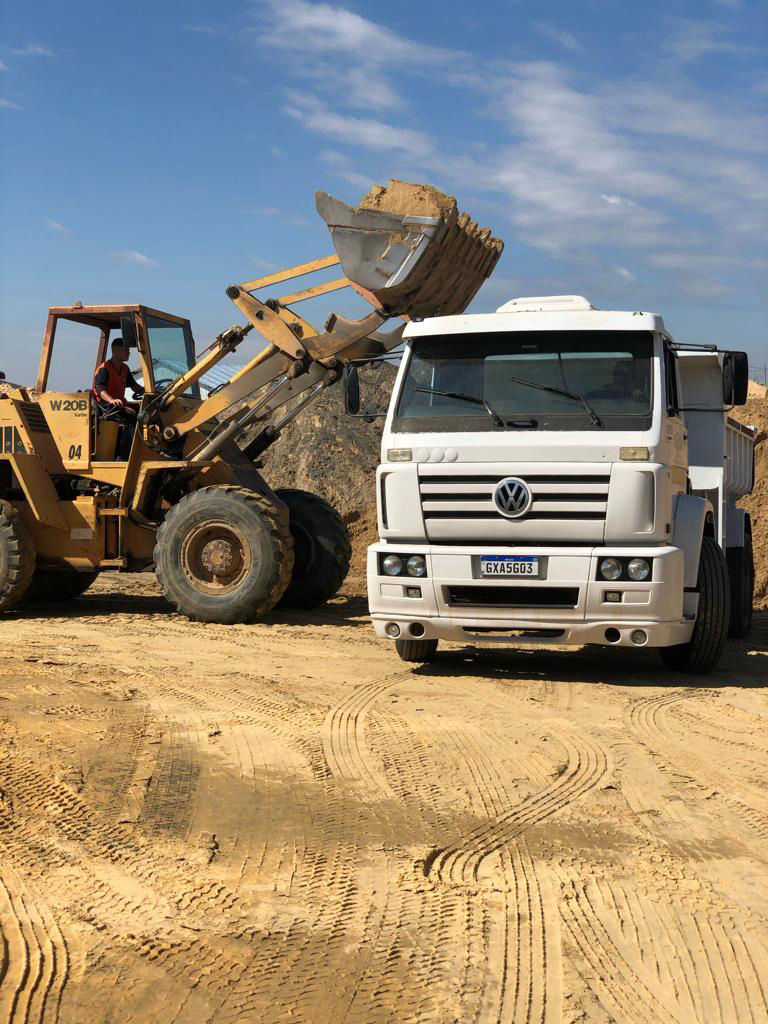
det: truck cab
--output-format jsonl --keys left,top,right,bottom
{"left": 367, "top": 296, "right": 753, "bottom": 672}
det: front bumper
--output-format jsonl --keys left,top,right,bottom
{"left": 367, "top": 543, "right": 694, "bottom": 649}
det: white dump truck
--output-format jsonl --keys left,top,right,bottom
{"left": 364, "top": 295, "right": 754, "bottom": 673}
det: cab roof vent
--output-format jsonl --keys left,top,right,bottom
{"left": 496, "top": 295, "right": 596, "bottom": 313}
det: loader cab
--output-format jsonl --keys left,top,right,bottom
{"left": 35, "top": 303, "right": 199, "bottom": 468}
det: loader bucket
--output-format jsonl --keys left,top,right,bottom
{"left": 316, "top": 180, "right": 503, "bottom": 319}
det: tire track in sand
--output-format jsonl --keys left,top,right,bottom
{"left": 428, "top": 730, "right": 609, "bottom": 886}
{"left": 437, "top": 720, "right": 562, "bottom": 1024}
{"left": 0, "top": 864, "right": 69, "bottom": 1024}
{"left": 628, "top": 689, "right": 768, "bottom": 847}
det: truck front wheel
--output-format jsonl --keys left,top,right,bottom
{"left": 660, "top": 536, "right": 729, "bottom": 674}
{"left": 395, "top": 637, "right": 438, "bottom": 663}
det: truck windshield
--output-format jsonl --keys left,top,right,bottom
{"left": 394, "top": 331, "right": 653, "bottom": 432}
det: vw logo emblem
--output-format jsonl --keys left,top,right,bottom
{"left": 494, "top": 477, "right": 532, "bottom": 518}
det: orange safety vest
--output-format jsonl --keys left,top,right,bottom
{"left": 93, "top": 359, "right": 129, "bottom": 401}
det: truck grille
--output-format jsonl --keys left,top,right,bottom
{"left": 420, "top": 472, "right": 609, "bottom": 519}
{"left": 447, "top": 585, "right": 579, "bottom": 608}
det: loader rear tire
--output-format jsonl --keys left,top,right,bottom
{"left": 154, "top": 485, "right": 294, "bottom": 624}
{"left": 23, "top": 569, "right": 99, "bottom": 604}
{"left": 275, "top": 489, "right": 351, "bottom": 609}
{"left": 660, "top": 536, "right": 729, "bottom": 674}
{"left": 0, "top": 501, "right": 36, "bottom": 612}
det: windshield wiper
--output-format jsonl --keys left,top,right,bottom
{"left": 508, "top": 376, "right": 604, "bottom": 428}
{"left": 415, "top": 387, "right": 505, "bottom": 427}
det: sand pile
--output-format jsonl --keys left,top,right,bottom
{"left": 734, "top": 390, "right": 768, "bottom": 607}
{"left": 359, "top": 179, "right": 457, "bottom": 219}
{"left": 258, "top": 362, "right": 396, "bottom": 523}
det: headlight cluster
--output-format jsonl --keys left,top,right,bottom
{"left": 381, "top": 553, "right": 427, "bottom": 578}
{"left": 598, "top": 557, "right": 652, "bottom": 582}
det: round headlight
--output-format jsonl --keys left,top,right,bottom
{"left": 385, "top": 622, "right": 401, "bottom": 638}
{"left": 627, "top": 558, "right": 650, "bottom": 581}
{"left": 382, "top": 554, "right": 403, "bottom": 576}
{"left": 599, "top": 557, "right": 622, "bottom": 581}
{"left": 406, "top": 555, "right": 426, "bottom": 577}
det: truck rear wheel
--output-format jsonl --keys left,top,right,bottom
{"left": 395, "top": 637, "right": 438, "bottom": 663}
{"left": 154, "top": 486, "right": 294, "bottom": 624}
{"left": 0, "top": 501, "right": 36, "bottom": 612}
{"left": 24, "top": 569, "right": 99, "bottom": 604}
{"left": 726, "top": 534, "right": 753, "bottom": 639}
{"left": 660, "top": 536, "right": 729, "bottom": 674}
{"left": 275, "top": 489, "right": 351, "bottom": 609}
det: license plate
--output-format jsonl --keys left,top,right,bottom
{"left": 480, "top": 556, "right": 539, "bottom": 577}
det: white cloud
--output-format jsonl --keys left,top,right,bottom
{"left": 250, "top": 0, "right": 465, "bottom": 111}
{"left": 663, "top": 18, "right": 747, "bottom": 62}
{"left": 270, "top": 144, "right": 286, "bottom": 159}
{"left": 237, "top": 2, "right": 767, "bottom": 303}
{"left": 46, "top": 218, "right": 68, "bottom": 233}
{"left": 9, "top": 44, "right": 53, "bottom": 57}
{"left": 0, "top": 96, "right": 20, "bottom": 109}
{"left": 284, "top": 93, "right": 435, "bottom": 156}
{"left": 533, "top": 22, "right": 583, "bottom": 52}
{"left": 0, "top": 61, "right": 8, "bottom": 72}
{"left": 115, "top": 250, "right": 159, "bottom": 268}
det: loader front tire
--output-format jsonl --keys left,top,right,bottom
{"left": 154, "top": 487, "right": 292, "bottom": 622}
{"left": 0, "top": 501, "right": 36, "bottom": 612}
{"left": 660, "top": 536, "right": 729, "bottom": 674}
{"left": 24, "top": 569, "right": 99, "bottom": 604}
{"left": 276, "top": 489, "right": 351, "bottom": 609}
{"left": 154, "top": 486, "right": 294, "bottom": 624}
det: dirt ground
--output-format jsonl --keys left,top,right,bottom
{"left": 0, "top": 573, "right": 767, "bottom": 1024}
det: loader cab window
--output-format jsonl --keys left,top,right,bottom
{"left": 44, "top": 319, "right": 104, "bottom": 393}
{"left": 395, "top": 331, "right": 653, "bottom": 432}
{"left": 145, "top": 316, "right": 199, "bottom": 397}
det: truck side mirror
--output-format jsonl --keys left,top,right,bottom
{"left": 344, "top": 365, "right": 361, "bottom": 415}
{"left": 723, "top": 351, "right": 749, "bottom": 406}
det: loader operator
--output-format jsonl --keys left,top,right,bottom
{"left": 93, "top": 338, "right": 144, "bottom": 459}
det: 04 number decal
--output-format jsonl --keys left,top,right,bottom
{"left": 68, "top": 444, "right": 83, "bottom": 460}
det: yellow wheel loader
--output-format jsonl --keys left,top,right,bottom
{"left": 0, "top": 182, "right": 502, "bottom": 623}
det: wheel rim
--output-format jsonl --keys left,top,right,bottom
{"left": 180, "top": 519, "right": 252, "bottom": 596}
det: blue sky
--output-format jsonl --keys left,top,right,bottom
{"left": 1, "top": 0, "right": 766, "bottom": 390}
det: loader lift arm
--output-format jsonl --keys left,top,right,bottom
{"left": 144, "top": 182, "right": 503, "bottom": 466}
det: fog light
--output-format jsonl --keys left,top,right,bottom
{"left": 620, "top": 446, "right": 650, "bottom": 461}
{"left": 631, "top": 629, "right": 648, "bottom": 645}
{"left": 627, "top": 558, "right": 650, "bottom": 581}
{"left": 406, "top": 586, "right": 421, "bottom": 599}
{"left": 387, "top": 448, "right": 412, "bottom": 462}
{"left": 604, "top": 590, "right": 622, "bottom": 603}
{"left": 599, "top": 557, "right": 622, "bottom": 581}
{"left": 410, "top": 623, "right": 425, "bottom": 637}
{"left": 406, "top": 555, "right": 426, "bottom": 577}
{"left": 385, "top": 622, "right": 401, "bottom": 638}
{"left": 382, "top": 554, "right": 403, "bottom": 576}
